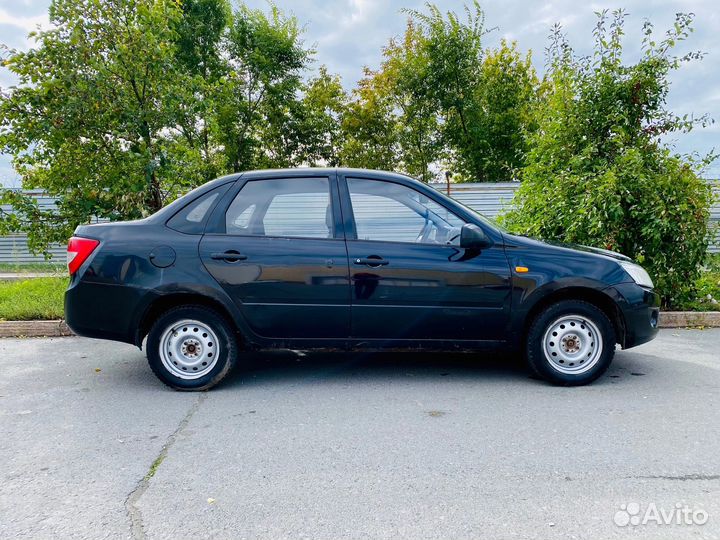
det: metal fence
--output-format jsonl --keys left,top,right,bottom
{"left": 0, "top": 190, "right": 65, "bottom": 264}
{"left": 1, "top": 181, "right": 718, "bottom": 264}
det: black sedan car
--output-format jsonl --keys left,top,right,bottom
{"left": 65, "top": 168, "right": 659, "bottom": 390}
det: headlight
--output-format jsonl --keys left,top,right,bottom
{"left": 619, "top": 261, "right": 654, "bottom": 288}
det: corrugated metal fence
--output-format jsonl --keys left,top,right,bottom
{"left": 0, "top": 191, "right": 65, "bottom": 264}
{"left": 1, "top": 181, "right": 718, "bottom": 264}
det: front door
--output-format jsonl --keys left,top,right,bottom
{"left": 340, "top": 176, "right": 511, "bottom": 342}
{"left": 200, "top": 174, "right": 350, "bottom": 340}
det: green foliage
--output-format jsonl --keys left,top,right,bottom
{"left": 300, "top": 66, "right": 349, "bottom": 167}
{"left": 0, "top": 0, "right": 313, "bottom": 254}
{"left": 376, "top": 21, "right": 441, "bottom": 182}
{"left": 0, "top": 277, "right": 66, "bottom": 320}
{"left": 503, "top": 10, "right": 715, "bottom": 308}
{"left": 338, "top": 4, "right": 539, "bottom": 183}
{"left": 339, "top": 69, "right": 399, "bottom": 171}
{"left": 472, "top": 40, "right": 539, "bottom": 181}
{"left": 402, "top": 3, "right": 539, "bottom": 181}
{"left": 677, "top": 254, "right": 720, "bottom": 311}
{"left": 215, "top": 3, "right": 311, "bottom": 170}
{"left": 0, "top": 262, "right": 65, "bottom": 273}
{"left": 1, "top": 0, "right": 186, "bottom": 250}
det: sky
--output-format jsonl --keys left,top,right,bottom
{"left": 1, "top": 0, "right": 719, "bottom": 186}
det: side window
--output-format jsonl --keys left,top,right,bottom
{"left": 225, "top": 177, "right": 334, "bottom": 238}
{"left": 167, "top": 184, "right": 230, "bottom": 234}
{"left": 347, "top": 178, "right": 465, "bottom": 245}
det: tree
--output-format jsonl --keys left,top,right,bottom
{"left": 0, "top": 0, "right": 187, "bottom": 253}
{"left": 376, "top": 21, "right": 440, "bottom": 182}
{"left": 406, "top": 1, "right": 484, "bottom": 180}
{"left": 299, "top": 66, "right": 348, "bottom": 166}
{"left": 402, "top": 2, "right": 539, "bottom": 181}
{"left": 472, "top": 40, "right": 539, "bottom": 181}
{"left": 169, "top": 0, "right": 232, "bottom": 183}
{"left": 213, "top": 4, "right": 311, "bottom": 171}
{"left": 502, "top": 11, "right": 715, "bottom": 307}
{"left": 340, "top": 68, "right": 399, "bottom": 171}
{"left": 340, "top": 21, "right": 440, "bottom": 181}
{"left": 0, "top": 0, "right": 314, "bottom": 254}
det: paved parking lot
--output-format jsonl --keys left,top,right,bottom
{"left": 2, "top": 329, "right": 720, "bottom": 539}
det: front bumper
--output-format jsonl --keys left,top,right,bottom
{"left": 606, "top": 282, "right": 660, "bottom": 349}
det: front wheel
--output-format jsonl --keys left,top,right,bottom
{"left": 146, "top": 305, "right": 239, "bottom": 391}
{"left": 526, "top": 300, "right": 616, "bottom": 386}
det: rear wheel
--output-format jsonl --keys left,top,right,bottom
{"left": 526, "top": 300, "right": 615, "bottom": 386}
{"left": 146, "top": 305, "right": 238, "bottom": 391}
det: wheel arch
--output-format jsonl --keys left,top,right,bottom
{"left": 522, "top": 287, "right": 626, "bottom": 347}
{"left": 134, "top": 292, "right": 246, "bottom": 349}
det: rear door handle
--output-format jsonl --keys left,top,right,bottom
{"left": 354, "top": 256, "right": 389, "bottom": 267}
{"left": 211, "top": 250, "right": 247, "bottom": 262}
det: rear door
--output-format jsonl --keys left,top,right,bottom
{"left": 339, "top": 175, "right": 511, "bottom": 342}
{"left": 199, "top": 173, "right": 350, "bottom": 340}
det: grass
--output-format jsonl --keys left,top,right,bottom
{"left": 0, "top": 277, "right": 67, "bottom": 320}
{"left": 0, "top": 262, "right": 66, "bottom": 274}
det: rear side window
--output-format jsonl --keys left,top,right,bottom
{"left": 225, "top": 177, "right": 333, "bottom": 239}
{"left": 167, "top": 184, "right": 231, "bottom": 234}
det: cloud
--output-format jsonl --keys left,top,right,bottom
{"left": 0, "top": 5, "right": 49, "bottom": 48}
{"left": 0, "top": 0, "right": 49, "bottom": 18}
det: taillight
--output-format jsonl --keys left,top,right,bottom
{"left": 67, "top": 237, "right": 100, "bottom": 275}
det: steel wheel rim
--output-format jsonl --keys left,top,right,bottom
{"left": 542, "top": 314, "right": 603, "bottom": 375}
{"left": 159, "top": 319, "right": 220, "bottom": 380}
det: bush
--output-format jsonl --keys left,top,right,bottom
{"left": 677, "top": 254, "right": 720, "bottom": 311}
{"left": 503, "top": 11, "right": 715, "bottom": 308}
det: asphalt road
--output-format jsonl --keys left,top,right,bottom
{"left": 2, "top": 330, "right": 719, "bottom": 540}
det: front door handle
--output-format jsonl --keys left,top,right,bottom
{"left": 211, "top": 250, "right": 247, "bottom": 262}
{"left": 354, "top": 256, "right": 389, "bottom": 268}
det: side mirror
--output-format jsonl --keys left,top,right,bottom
{"left": 460, "top": 223, "right": 492, "bottom": 249}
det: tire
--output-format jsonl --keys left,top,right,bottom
{"left": 525, "top": 300, "right": 615, "bottom": 386}
{"left": 146, "top": 304, "right": 239, "bottom": 391}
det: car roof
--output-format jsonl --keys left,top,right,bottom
{"left": 239, "top": 167, "right": 417, "bottom": 183}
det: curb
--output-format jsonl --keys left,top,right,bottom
{"left": 0, "top": 312, "right": 719, "bottom": 338}
{"left": 0, "top": 320, "right": 73, "bottom": 338}
{"left": 658, "top": 311, "right": 720, "bottom": 328}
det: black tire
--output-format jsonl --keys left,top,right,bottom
{"left": 525, "top": 300, "right": 615, "bottom": 386}
{"left": 146, "top": 304, "right": 239, "bottom": 391}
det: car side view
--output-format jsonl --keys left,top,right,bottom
{"left": 64, "top": 168, "right": 660, "bottom": 390}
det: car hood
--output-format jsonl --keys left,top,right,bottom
{"left": 504, "top": 233, "right": 633, "bottom": 262}
{"left": 542, "top": 240, "right": 632, "bottom": 262}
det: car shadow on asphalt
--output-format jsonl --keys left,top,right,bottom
{"left": 216, "top": 349, "right": 541, "bottom": 389}
{"left": 209, "top": 347, "right": 664, "bottom": 390}
{"left": 122, "top": 339, "right": 661, "bottom": 390}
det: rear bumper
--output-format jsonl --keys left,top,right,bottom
{"left": 64, "top": 278, "right": 147, "bottom": 344}
{"left": 606, "top": 282, "right": 660, "bottom": 349}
